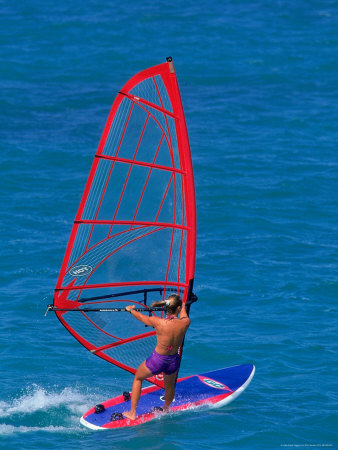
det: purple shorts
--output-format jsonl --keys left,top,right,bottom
{"left": 145, "top": 350, "right": 180, "bottom": 375}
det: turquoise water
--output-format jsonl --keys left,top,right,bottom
{"left": 1, "top": 1, "right": 337, "bottom": 448}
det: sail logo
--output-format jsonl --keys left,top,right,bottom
{"left": 198, "top": 376, "right": 231, "bottom": 391}
{"left": 69, "top": 265, "right": 93, "bottom": 277}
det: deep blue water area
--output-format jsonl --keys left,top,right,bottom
{"left": 1, "top": 1, "right": 337, "bottom": 448}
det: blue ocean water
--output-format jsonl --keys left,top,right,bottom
{"left": 1, "top": 0, "right": 337, "bottom": 448}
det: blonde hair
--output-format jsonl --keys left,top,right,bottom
{"left": 151, "top": 294, "right": 182, "bottom": 315}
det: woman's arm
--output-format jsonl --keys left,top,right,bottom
{"left": 179, "top": 302, "right": 190, "bottom": 322}
{"left": 126, "top": 305, "right": 158, "bottom": 327}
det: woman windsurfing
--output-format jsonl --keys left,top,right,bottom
{"left": 124, "top": 294, "right": 190, "bottom": 420}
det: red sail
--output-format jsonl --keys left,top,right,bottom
{"left": 54, "top": 59, "right": 196, "bottom": 387}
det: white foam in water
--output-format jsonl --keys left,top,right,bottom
{"left": 0, "top": 385, "right": 97, "bottom": 435}
{"left": 0, "top": 385, "right": 91, "bottom": 418}
{"left": 0, "top": 424, "right": 74, "bottom": 435}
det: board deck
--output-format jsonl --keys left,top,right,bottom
{"left": 80, "top": 364, "right": 255, "bottom": 430}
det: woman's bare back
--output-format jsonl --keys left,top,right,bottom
{"left": 154, "top": 314, "right": 190, "bottom": 355}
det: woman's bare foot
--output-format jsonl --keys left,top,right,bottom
{"left": 123, "top": 411, "right": 136, "bottom": 420}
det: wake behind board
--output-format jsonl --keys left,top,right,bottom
{"left": 80, "top": 364, "right": 255, "bottom": 430}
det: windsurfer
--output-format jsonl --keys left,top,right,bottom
{"left": 123, "top": 294, "right": 190, "bottom": 420}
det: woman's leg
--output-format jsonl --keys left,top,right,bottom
{"left": 163, "top": 371, "right": 178, "bottom": 412}
{"left": 124, "top": 361, "right": 153, "bottom": 420}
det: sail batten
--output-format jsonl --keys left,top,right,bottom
{"left": 57, "top": 281, "right": 189, "bottom": 291}
{"left": 94, "top": 154, "right": 186, "bottom": 174}
{"left": 54, "top": 59, "right": 196, "bottom": 387}
{"left": 120, "top": 91, "right": 177, "bottom": 119}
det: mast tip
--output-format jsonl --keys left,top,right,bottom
{"left": 166, "top": 56, "right": 175, "bottom": 73}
